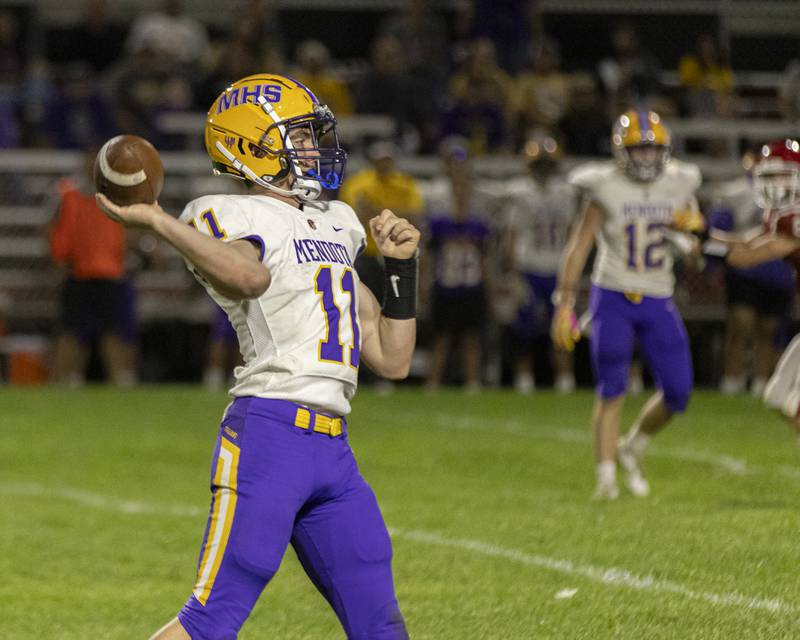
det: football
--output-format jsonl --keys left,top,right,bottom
{"left": 93, "top": 135, "right": 164, "bottom": 206}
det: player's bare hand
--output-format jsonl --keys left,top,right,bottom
{"left": 95, "top": 193, "right": 163, "bottom": 229}
{"left": 369, "top": 209, "right": 420, "bottom": 260}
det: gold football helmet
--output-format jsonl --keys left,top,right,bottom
{"left": 205, "top": 74, "right": 346, "bottom": 201}
{"left": 611, "top": 109, "right": 671, "bottom": 182}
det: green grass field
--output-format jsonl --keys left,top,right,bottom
{"left": 1, "top": 386, "right": 799, "bottom": 639}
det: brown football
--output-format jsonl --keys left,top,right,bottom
{"left": 93, "top": 135, "right": 164, "bottom": 206}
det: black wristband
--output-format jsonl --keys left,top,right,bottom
{"left": 382, "top": 255, "right": 418, "bottom": 319}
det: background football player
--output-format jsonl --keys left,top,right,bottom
{"left": 713, "top": 139, "right": 800, "bottom": 436}
{"left": 551, "top": 110, "right": 704, "bottom": 500}
{"left": 97, "top": 74, "right": 418, "bottom": 640}
{"left": 505, "top": 135, "right": 577, "bottom": 394}
{"left": 707, "top": 148, "right": 794, "bottom": 396}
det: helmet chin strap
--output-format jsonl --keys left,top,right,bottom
{"left": 214, "top": 141, "right": 320, "bottom": 201}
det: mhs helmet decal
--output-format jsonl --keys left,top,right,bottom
{"left": 216, "top": 84, "right": 283, "bottom": 114}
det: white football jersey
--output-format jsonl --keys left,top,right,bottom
{"left": 568, "top": 159, "right": 702, "bottom": 297}
{"left": 179, "top": 194, "right": 366, "bottom": 416}
{"left": 505, "top": 175, "right": 577, "bottom": 275}
{"left": 712, "top": 175, "right": 760, "bottom": 230}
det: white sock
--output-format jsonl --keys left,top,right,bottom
{"left": 626, "top": 430, "right": 651, "bottom": 458}
{"left": 597, "top": 461, "right": 616, "bottom": 485}
{"left": 555, "top": 373, "right": 575, "bottom": 393}
{"left": 720, "top": 375, "right": 745, "bottom": 395}
{"left": 515, "top": 373, "right": 535, "bottom": 394}
{"left": 203, "top": 367, "right": 225, "bottom": 390}
{"left": 750, "top": 377, "right": 767, "bottom": 397}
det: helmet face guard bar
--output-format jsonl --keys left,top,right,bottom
{"left": 255, "top": 101, "right": 347, "bottom": 191}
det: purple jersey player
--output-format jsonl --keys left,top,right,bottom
{"left": 96, "top": 74, "right": 419, "bottom": 639}
{"left": 423, "top": 143, "right": 491, "bottom": 391}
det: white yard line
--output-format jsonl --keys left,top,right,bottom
{"left": 1, "top": 481, "right": 204, "bottom": 517}
{"left": 390, "top": 528, "right": 796, "bottom": 615}
{"left": 0, "top": 481, "right": 794, "bottom": 615}
{"left": 426, "top": 413, "right": 799, "bottom": 482}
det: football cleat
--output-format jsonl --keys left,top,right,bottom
{"left": 617, "top": 439, "right": 650, "bottom": 498}
{"left": 592, "top": 480, "right": 619, "bottom": 501}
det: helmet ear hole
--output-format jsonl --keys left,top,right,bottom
{"left": 279, "top": 157, "right": 288, "bottom": 170}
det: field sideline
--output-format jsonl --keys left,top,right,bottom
{"left": 1, "top": 386, "right": 799, "bottom": 639}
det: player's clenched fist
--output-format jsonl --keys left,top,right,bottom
{"left": 369, "top": 209, "right": 420, "bottom": 260}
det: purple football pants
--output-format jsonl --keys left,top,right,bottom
{"left": 589, "top": 286, "right": 693, "bottom": 412}
{"left": 178, "top": 397, "right": 407, "bottom": 640}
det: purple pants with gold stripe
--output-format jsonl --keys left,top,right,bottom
{"left": 178, "top": 397, "right": 407, "bottom": 640}
{"left": 589, "top": 285, "right": 693, "bottom": 412}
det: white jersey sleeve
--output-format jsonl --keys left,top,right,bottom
{"left": 179, "top": 194, "right": 367, "bottom": 416}
{"left": 569, "top": 160, "right": 702, "bottom": 297}
{"left": 179, "top": 194, "right": 264, "bottom": 255}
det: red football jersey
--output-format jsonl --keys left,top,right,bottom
{"left": 764, "top": 204, "right": 800, "bottom": 271}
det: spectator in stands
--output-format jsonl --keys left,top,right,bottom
{"left": 516, "top": 37, "right": 571, "bottom": 143}
{"left": 678, "top": 34, "right": 734, "bottom": 117}
{"left": 125, "top": 0, "right": 209, "bottom": 69}
{"left": 292, "top": 40, "right": 353, "bottom": 117}
{"left": 340, "top": 140, "right": 424, "bottom": 300}
{"left": 47, "top": 0, "right": 125, "bottom": 73}
{"left": 708, "top": 150, "right": 794, "bottom": 395}
{"left": 355, "top": 34, "right": 436, "bottom": 152}
{"left": 558, "top": 75, "right": 610, "bottom": 156}
{"left": 200, "top": 39, "right": 260, "bottom": 111}
{"left": 597, "top": 23, "right": 663, "bottom": 115}
{"left": 47, "top": 150, "right": 138, "bottom": 387}
{"left": 780, "top": 58, "right": 800, "bottom": 121}
{"left": 0, "top": 8, "right": 22, "bottom": 84}
{"left": 504, "top": 135, "right": 577, "bottom": 393}
{"left": 19, "top": 58, "right": 56, "bottom": 148}
{"left": 456, "top": 0, "right": 542, "bottom": 75}
{"left": 378, "top": 0, "right": 450, "bottom": 97}
{"left": 200, "top": 0, "right": 283, "bottom": 110}
{"left": 423, "top": 141, "right": 492, "bottom": 392}
{"left": 43, "top": 62, "right": 115, "bottom": 149}
{"left": 112, "top": 45, "right": 195, "bottom": 148}
{"left": 441, "top": 38, "right": 514, "bottom": 155}
{"left": 0, "top": 9, "right": 21, "bottom": 148}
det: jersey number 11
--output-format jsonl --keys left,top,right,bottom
{"left": 315, "top": 266, "right": 360, "bottom": 369}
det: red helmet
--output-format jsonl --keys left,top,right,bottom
{"left": 754, "top": 139, "right": 800, "bottom": 209}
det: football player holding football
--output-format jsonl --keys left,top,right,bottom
{"left": 713, "top": 139, "right": 800, "bottom": 434}
{"left": 97, "top": 74, "right": 417, "bottom": 640}
{"left": 551, "top": 109, "right": 704, "bottom": 500}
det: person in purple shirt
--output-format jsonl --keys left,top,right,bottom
{"left": 423, "top": 145, "right": 492, "bottom": 391}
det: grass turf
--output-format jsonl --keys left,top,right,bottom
{"left": 1, "top": 386, "right": 799, "bottom": 639}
